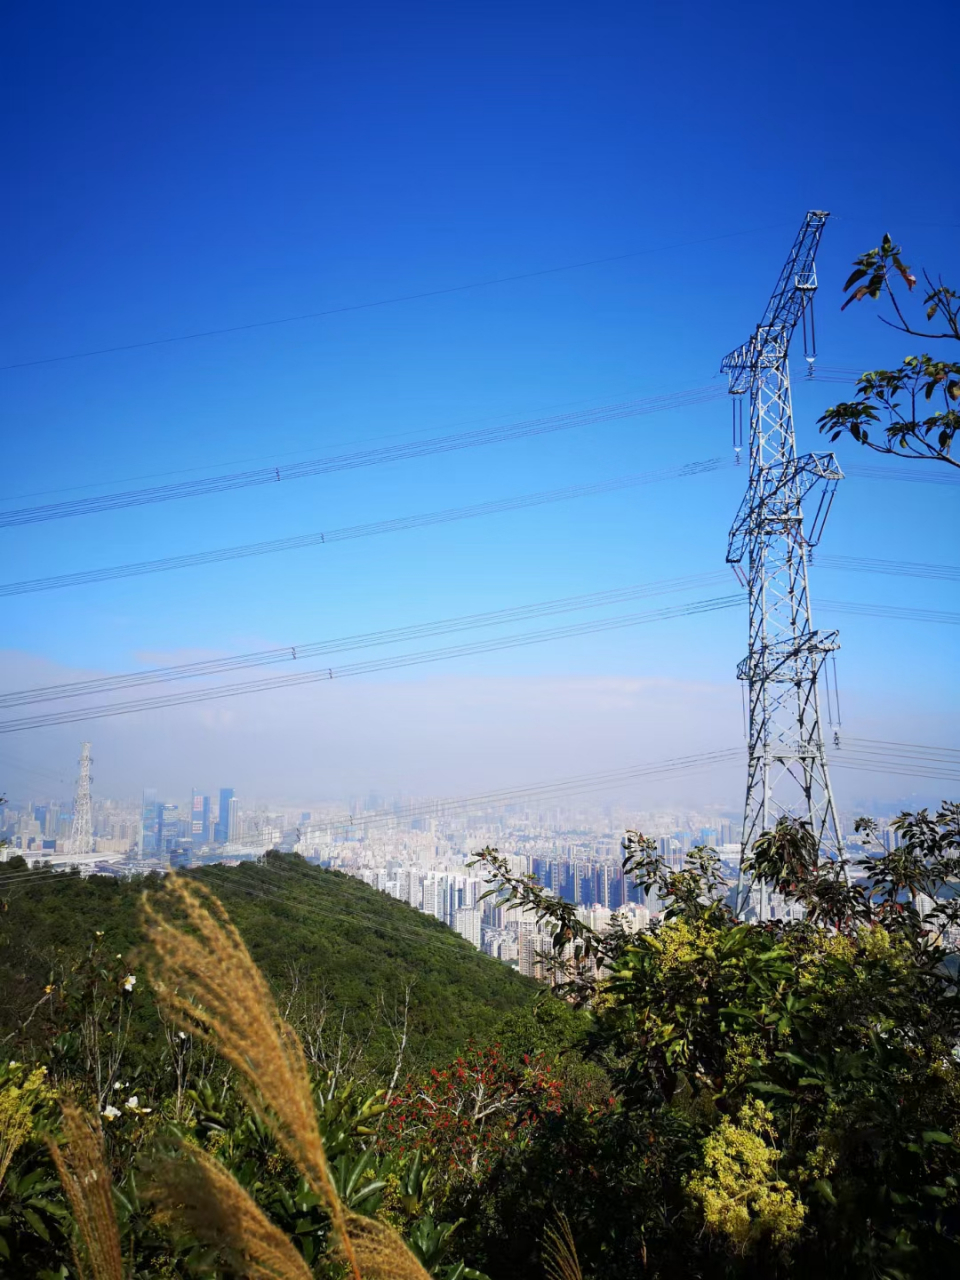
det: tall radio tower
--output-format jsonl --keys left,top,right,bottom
{"left": 722, "top": 212, "right": 844, "bottom": 915}
{"left": 69, "top": 742, "right": 94, "bottom": 860}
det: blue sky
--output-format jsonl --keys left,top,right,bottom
{"left": 1, "top": 0, "right": 957, "bottom": 805}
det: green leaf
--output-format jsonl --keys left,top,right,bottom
{"left": 843, "top": 267, "right": 869, "bottom": 291}
{"left": 813, "top": 1179, "right": 837, "bottom": 1204}
{"left": 22, "top": 1208, "right": 50, "bottom": 1242}
{"left": 774, "top": 1051, "right": 814, "bottom": 1069}
{"left": 922, "top": 1130, "right": 955, "bottom": 1145}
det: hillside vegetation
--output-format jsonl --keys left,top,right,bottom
{"left": 0, "top": 851, "right": 536, "bottom": 1072}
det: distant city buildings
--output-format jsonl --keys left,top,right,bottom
{"left": 0, "top": 771, "right": 941, "bottom": 974}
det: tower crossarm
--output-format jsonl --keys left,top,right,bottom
{"left": 735, "top": 630, "right": 840, "bottom": 684}
{"left": 726, "top": 451, "right": 843, "bottom": 564}
{"left": 721, "top": 211, "right": 830, "bottom": 393}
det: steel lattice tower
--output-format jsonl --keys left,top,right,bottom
{"left": 722, "top": 212, "right": 844, "bottom": 916}
{"left": 69, "top": 742, "right": 94, "bottom": 860}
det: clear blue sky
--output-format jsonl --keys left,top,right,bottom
{"left": 1, "top": 0, "right": 957, "bottom": 805}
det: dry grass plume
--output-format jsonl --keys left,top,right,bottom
{"left": 142, "top": 874, "right": 431, "bottom": 1280}
{"left": 342, "top": 1211, "right": 435, "bottom": 1280}
{"left": 148, "top": 1143, "right": 313, "bottom": 1280}
{"left": 543, "top": 1211, "right": 583, "bottom": 1280}
{"left": 47, "top": 1101, "right": 124, "bottom": 1280}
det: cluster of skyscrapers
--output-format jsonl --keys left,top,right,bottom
{"left": 140, "top": 786, "right": 238, "bottom": 858}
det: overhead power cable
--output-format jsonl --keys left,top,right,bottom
{"left": 818, "top": 600, "right": 960, "bottom": 627}
{"left": 2, "top": 586, "right": 958, "bottom": 735}
{"left": 310, "top": 751, "right": 748, "bottom": 837}
{"left": 5, "top": 561, "right": 958, "bottom": 712}
{"left": 815, "top": 555, "right": 960, "bottom": 583}
{"left": 3, "top": 583, "right": 957, "bottom": 732}
{"left": 0, "top": 571, "right": 732, "bottom": 709}
{"left": 842, "top": 462, "right": 960, "bottom": 487}
{"left": 0, "top": 596, "right": 744, "bottom": 733}
{"left": 2, "top": 458, "right": 955, "bottom": 603}
{"left": 829, "top": 758, "right": 960, "bottom": 784}
{"left": 0, "top": 223, "right": 789, "bottom": 372}
{"left": 843, "top": 736, "right": 960, "bottom": 758}
{"left": 0, "top": 458, "right": 729, "bottom": 598}
{"left": 0, "top": 386, "right": 725, "bottom": 530}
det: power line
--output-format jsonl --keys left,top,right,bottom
{"left": 0, "top": 595, "right": 744, "bottom": 733}
{"left": 818, "top": 600, "right": 960, "bottom": 626}
{"left": 307, "top": 752, "right": 748, "bottom": 838}
{"left": 0, "top": 386, "right": 725, "bottom": 530}
{"left": 5, "top": 564, "right": 957, "bottom": 710}
{"left": 0, "top": 571, "right": 732, "bottom": 709}
{"left": 1, "top": 447, "right": 954, "bottom": 602}
{"left": 0, "top": 752, "right": 73, "bottom": 786}
{"left": 816, "top": 555, "right": 960, "bottom": 583}
{"left": 1, "top": 590, "right": 957, "bottom": 733}
{"left": 0, "top": 458, "right": 730, "bottom": 598}
{"left": 829, "top": 758, "right": 960, "bottom": 784}
{"left": 0, "top": 382, "right": 691, "bottom": 504}
{"left": 843, "top": 462, "right": 960, "bottom": 488}
{"left": 0, "top": 224, "right": 789, "bottom": 372}
{"left": 844, "top": 736, "right": 960, "bottom": 757}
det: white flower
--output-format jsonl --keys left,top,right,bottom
{"left": 122, "top": 975, "right": 136, "bottom": 992}
{"left": 102, "top": 1105, "right": 121, "bottom": 1120}
{"left": 125, "top": 1095, "right": 139, "bottom": 1109}
{"left": 178, "top": 1031, "right": 188, "bottom": 1040}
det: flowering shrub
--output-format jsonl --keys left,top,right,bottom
{"left": 383, "top": 1045, "right": 563, "bottom": 1181}
{"left": 687, "top": 1098, "right": 805, "bottom": 1251}
{"left": 0, "top": 1062, "right": 56, "bottom": 1189}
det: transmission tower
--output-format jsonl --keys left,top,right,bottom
{"left": 722, "top": 211, "right": 844, "bottom": 916}
{"left": 69, "top": 742, "right": 94, "bottom": 861}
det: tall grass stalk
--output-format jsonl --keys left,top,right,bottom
{"left": 47, "top": 1102, "right": 124, "bottom": 1280}
{"left": 142, "top": 874, "right": 431, "bottom": 1280}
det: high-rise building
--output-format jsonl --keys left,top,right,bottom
{"left": 227, "top": 796, "right": 239, "bottom": 843}
{"left": 141, "top": 789, "right": 160, "bottom": 855}
{"left": 191, "top": 791, "right": 210, "bottom": 846}
{"left": 159, "top": 803, "right": 180, "bottom": 854}
{"left": 215, "top": 788, "right": 235, "bottom": 843}
{"left": 453, "top": 908, "right": 481, "bottom": 948}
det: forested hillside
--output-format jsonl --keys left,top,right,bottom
{"left": 0, "top": 851, "right": 536, "bottom": 1072}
